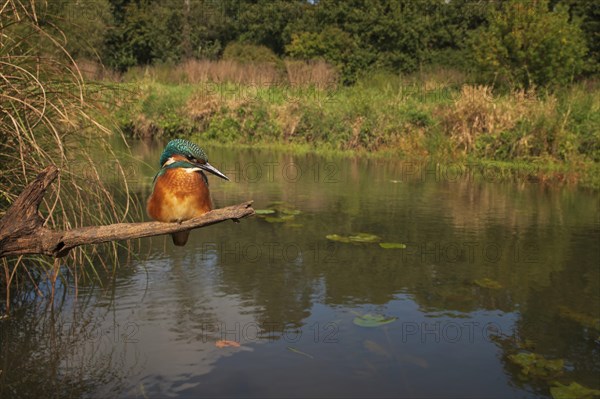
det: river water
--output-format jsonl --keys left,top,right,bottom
{"left": 1, "top": 140, "right": 599, "bottom": 398}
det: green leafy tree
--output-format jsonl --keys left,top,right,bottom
{"left": 234, "top": 0, "right": 305, "bottom": 55}
{"left": 104, "top": 0, "right": 183, "bottom": 71}
{"left": 424, "top": 0, "right": 494, "bottom": 69}
{"left": 286, "top": 26, "right": 365, "bottom": 84}
{"left": 470, "top": 0, "right": 587, "bottom": 88}
{"left": 286, "top": 0, "right": 487, "bottom": 82}
{"left": 552, "top": 0, "right": 600, "bottom": 74}
{"left": 185, "top": 0, "right": 240, "bottom": 59}
{"left": 43, "top": 0, "right": 113, "bottom": 60}
{"left": 223, "top": 42, "right": 282, "bottom": 66}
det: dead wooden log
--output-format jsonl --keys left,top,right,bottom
{"left": 0, "top": 165, "right": 254, "bottom": 258}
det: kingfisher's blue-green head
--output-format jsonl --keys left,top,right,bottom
{"left": 159, "top": 138, "right": 207, "bottom": 166}
{"left": 159, "top": 138, "right": 229, "bottom": 181}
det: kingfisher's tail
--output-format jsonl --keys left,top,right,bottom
{"left": 171, "top": 230, "right": 190, "bottom": 246}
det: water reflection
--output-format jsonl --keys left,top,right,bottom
{"left": 0, "top": 280, "right": 137, "bottom": 398}
{"left": 1, "top": 141, "right": 598, "bottom": 397}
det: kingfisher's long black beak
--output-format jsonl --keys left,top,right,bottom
{"left": 198, "top": 162, "right": 229, "bottom": 181}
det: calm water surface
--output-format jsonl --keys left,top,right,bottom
{"left": 2, "top": 141, "right": 599, "bottom": 398}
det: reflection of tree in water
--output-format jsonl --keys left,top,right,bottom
{"left": 491, "top": 227, "right": 600, "bottom": 395}
{"left": 212, "top": 224, "right": 316, "bottom": 335}
{"left": 0, "top": 287, "right": 137, "bottom": 398}
{"left": 209, "top": 156, "right": 599, "bottom": 394}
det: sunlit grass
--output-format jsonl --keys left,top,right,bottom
{"left": 94, "top": 59, "right": 600, "bottom": 188}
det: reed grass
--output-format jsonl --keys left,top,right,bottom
{"left": 121, "top": 58, "right": 339, "bottom": 89}
{"left": 0, "top": 1, "right": 141, "bottom": 314}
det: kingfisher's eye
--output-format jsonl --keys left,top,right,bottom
{"left": 186, "top": 155, "right": 195, "bottom": 161}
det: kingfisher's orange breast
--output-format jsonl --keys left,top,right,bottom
{"left": 147, "top": 168, "right": 213, "bottom": 222}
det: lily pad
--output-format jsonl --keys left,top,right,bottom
{"left": 255, "top": 209, "right": 276, "bottom": 215}
{"left": 507, "top": 352, "right": 564, "bottom": 379}
{"left": 379, "top": 242, "right": 407, "bottom": 249}
{"left": 281, "top": 209, "right": 302, "bottom": 216}
{"left": 257, "top": 202, "right": 303, "bottom": 225}
{"left": 326, "top": 234, "right": 352, "bottom": 243}
{"left": 473, "top": 278, "right": 503, "bottom": 289}
{"left": 327, "top": 233, "right": 381, "bottom": 244}
{"left": 353, "top": 313, "right": 397, "bottom": 328}
{"left": 349, "top": 233, "right": 382, "bottom": 243}
{"left": 550, "top": 382, "right": 600, "bottom": 399}
{"left": 267, "top": 201, "right": 296, "bottom": 211}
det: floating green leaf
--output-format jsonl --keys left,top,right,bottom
{"left": 254, "top": 209, "right": 276, "bottom": 215}
{"left": 281, "top": 209, "right": 302, "bottom": 216}
{"left": 379, "top": 242, "right": 407, "bottom": 249}
{"left": 550, "top": 382, "right": 600, "bottom": 399}
{"left": 353, "top": 313, "right": 397, "bottom": 328}
{"left": 473, "top": 278, "right": 503, "bottom": 289}
{"left": 349, "top": 233, "right": 381, "bottom": 243}
{"left": 507, "top": 352, "right": 564, "bottom": 379}
{"left": 326, "top": 234, "right": 352, "bottom": 243}
{"left": 327, "top": 233, "right": 381, "bottom": 244}
{"left": 267, "top": 201, "right": 295, "bottom": 211}
{"left": 258, "top": 202, "right": 302, "bottom": 225}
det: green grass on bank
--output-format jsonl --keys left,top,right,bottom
{"left": 111, "top": 71, "right": 600, "bottom": 188}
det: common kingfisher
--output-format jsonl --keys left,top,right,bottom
{"left": 147, "top": 139, "right": 229, "bottom": 246}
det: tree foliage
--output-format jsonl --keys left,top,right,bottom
{"left": 470, "top": 0, "right": 588, "bottom": 88}
{"left": 39, "top": 0, "right": 595, "bottom": 87}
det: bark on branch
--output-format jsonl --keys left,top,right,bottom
{"left": 0, "top": 165, "right": 255, "bottom": 258}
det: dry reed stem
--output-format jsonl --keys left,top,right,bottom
{"left": 1, "top": 0, "right": 141, "bottom": 311}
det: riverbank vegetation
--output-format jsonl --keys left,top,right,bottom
{"left": 106, "top": 64, "right": 599, "bottom": 187}
{"left": 69, "top": 0, "right": 598, "bottom": 187}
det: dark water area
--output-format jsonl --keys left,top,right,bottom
{"left": 1, "top": 140, "right": 599, "bottom": 398}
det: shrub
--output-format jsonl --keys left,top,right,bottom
{"left": 286, "top": 27, "right": 366, "bottom": 85}
{"left": 470, "top": 0, "right": 587, "bottom": 88}
{"left": 223, "top": 42, "right": 281, "bottom": 65}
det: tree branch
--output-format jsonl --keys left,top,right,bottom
{"left": 0, "top": 165, "right": 255, "bottom": 258}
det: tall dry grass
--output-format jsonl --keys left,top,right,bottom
{"left": 0, "top": 1, "right": 140, "bottom": 314}
{"left": 285, "top": 60, "right": 338, "bottom": 89}
{"left": 181, "top": 59, "right": 284, "bottom": 85}
{"left": 122, "top": 59, "right": 339, "bottom": 89}
{"left": 440, "top": 85, "right": 559, "bottom": 158}
{"left": 75, "top": 58, "right": 122, "bottom": 81}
